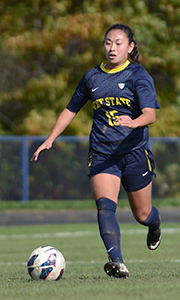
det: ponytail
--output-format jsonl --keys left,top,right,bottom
{"left": 129, "top": 40, "right": 141, "bottom": 64}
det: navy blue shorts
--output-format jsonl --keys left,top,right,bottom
{"left": 88, "top": 146, "right": 156, "bottom": 192}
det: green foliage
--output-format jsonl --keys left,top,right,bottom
{"left": 0, "top": 0, "right": 179, "bottom": 136}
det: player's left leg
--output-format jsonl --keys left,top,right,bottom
{"left": 127, "top": 182, "right": 162, "bottom": 250}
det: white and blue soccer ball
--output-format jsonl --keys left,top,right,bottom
{"left": 27, "top": 246, "right": 66, "bottom": 281}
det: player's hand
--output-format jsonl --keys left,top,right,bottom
{"left": 116, "top": 115, "right": 137, "bottom": 129}
{"left": 31, "top": 141, "right": 52, "bottom": 161}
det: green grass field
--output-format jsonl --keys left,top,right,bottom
{"left": 0, "top": 197, "right": 180, "bottom": 211}
{"left": 0, "top": 222, "right": 179, "bottom": 300}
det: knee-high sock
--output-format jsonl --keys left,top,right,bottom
{"left": 138, "top": 206, "right": 161, "bottom": 230}
{"left": 96, "top": 197, "right": 123, "bottom": 262}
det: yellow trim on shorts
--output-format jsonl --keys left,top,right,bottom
{"left": 145, "top": 149, "right": 152, "bottom": 172}
{"left": 88, "top": 150, "right": 93, "bottom": 168}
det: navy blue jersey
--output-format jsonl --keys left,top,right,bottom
{"left": 67, "top": 60, "right": 160, "bottom": 155}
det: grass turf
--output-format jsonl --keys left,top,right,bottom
{"left": 0, "top": 222, "right": 179, "bottom": 300}
{"left": 0, "top": 197, "right": 180, "bottom": 212}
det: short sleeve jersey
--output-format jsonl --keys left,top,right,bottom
{"left": 67, "top": 60, "right": 160, "bottom": 155}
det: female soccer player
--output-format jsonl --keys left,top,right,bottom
{"left": 32, "top": 24, "right": 162, "bottom": 278}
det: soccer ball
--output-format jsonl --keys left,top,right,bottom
{"left": 27, "top": 246, "right": 66, "bottom": 281}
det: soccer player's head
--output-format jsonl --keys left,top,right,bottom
{"left": 104, "top": 24, "right": 141, "bottom": 65}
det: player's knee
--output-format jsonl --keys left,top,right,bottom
{"left": 136, "top": 206, "right": 160, "bottom": 228}
{"left": 133, "top": 209, "right": 151, "bottom": 223}
{"left": 96, "top": 197, "right": 117, "bottom": 212}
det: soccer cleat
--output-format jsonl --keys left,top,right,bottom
{"left": 104, "top": 258, "right": 129, "bottom": 278}
{"left": 147, "top": 226, "right": 162, "bottom": 250}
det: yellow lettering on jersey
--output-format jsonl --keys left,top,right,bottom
{"left": 92, "top": 102, "right": 97, "bottom": 110}
{"left": 120, "top": 97, "right": 131, "bottom": 106}
{"left": 116, "top": 97, "right": 122, "bottom": 105}
{"left": 96, "top": 102, "right": 101, "bottom": 109}
{"left": 109, "top": 97, "right": 115, "bottom": 106}
{"left": 92, "top": 98, "right": 104, "bottom": 110}
{"left": 93, "top": 97, "right": 131, "bottom": 110}
{"left": 120, "top": 97, "right": 126, "bottom": 104}
{"left": 105, "top": 97, "right": 110, "bottom": 106}
{"left": 125, "top": 99, "right": 131, "bottom": 106}
{"left": 98, "top": 98, "right": 104, "bottom": 106}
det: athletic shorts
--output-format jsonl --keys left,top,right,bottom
{"left": 88, "top": 145, "right": 156, "bottom": 192}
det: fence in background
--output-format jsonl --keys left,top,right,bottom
{"left": 0, "top": 136, "right": 180, "bottom": 201}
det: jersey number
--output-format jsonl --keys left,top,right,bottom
{"left": 106, "top": 110, "right": 119, "bottom": 127}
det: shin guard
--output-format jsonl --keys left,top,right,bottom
{"left": 96, "top": 197, "right": 123, "bottom": 262}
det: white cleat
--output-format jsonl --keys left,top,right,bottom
{"left": 147, "top": 227, "right": 162, "bottom": 250}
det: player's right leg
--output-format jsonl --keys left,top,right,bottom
{"left": 90, "top": 173, "right": 129, "bottom": 278}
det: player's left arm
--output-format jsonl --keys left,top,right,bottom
{"left": 116, "top": 107, "right": 156, "bottom": 129}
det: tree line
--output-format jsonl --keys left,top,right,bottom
{"left": 0, "top": 0, "right": 180, "bottom": 137}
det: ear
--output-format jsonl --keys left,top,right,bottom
{"left": 128, "top": 41, "right": 135, "bottom": 54}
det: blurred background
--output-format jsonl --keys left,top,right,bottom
{"left": 0, "top": 0, "right": 180, "bottom": 201}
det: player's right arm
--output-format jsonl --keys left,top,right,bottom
{"left": 31, "top": 108, "right": 76, "bottom": 161}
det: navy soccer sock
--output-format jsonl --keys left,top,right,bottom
{"left": 138, "top": 206, "right": 161, "bottom": 230}
{"left": 96, "top": 197, "right": 123, "bottom": 262}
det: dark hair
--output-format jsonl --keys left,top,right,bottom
{"left": 104, "top": 24, "right": 141, "bottom": 64}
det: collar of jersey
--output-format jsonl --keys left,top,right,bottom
{"left": 100, "top": 60, "right": 130, "bottom": 73}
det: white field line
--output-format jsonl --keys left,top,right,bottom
{"left": 0, "top": 228, "right": 179, "bottom": 240}
{"left": 0, "top": 231, "right": 93, "bottom": 239}
{"left": 0, "top": 259, "right": 180, "bottom": 267}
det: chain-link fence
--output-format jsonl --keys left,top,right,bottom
{"left": 0, "top": 136, "right": 180, "bottom": 201}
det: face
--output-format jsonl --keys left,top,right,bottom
{"left": 104, "top": 29, "right": 134, "bottom": 69}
